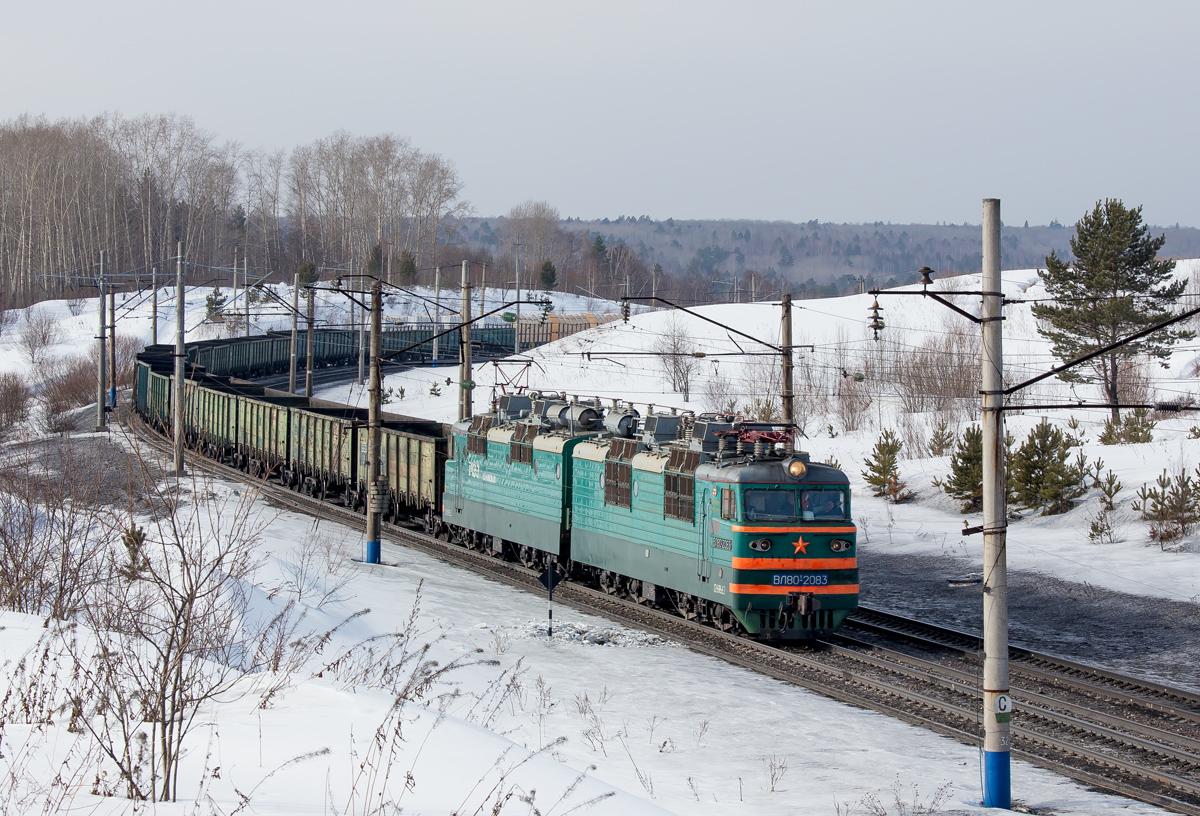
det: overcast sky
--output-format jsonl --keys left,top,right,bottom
{"left": 4, "top": 1, "right": 1198, "bottom": 227}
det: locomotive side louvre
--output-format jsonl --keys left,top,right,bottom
{"left": 570, "top": 443, "right": 719, "bottom": 603}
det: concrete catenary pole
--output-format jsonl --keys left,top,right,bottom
{"left": 289, "top": 272, "right": 300, "bottom": 394}
{"left": 459, "top": 259, "right": 473, "bottom": 420}
{"left": 480, "top": 262, "right": 487, "bottom": 318}
{"left": 781, "top": 293, "right": 794, "bottom": 431}
{"left": 95, "top": 250, "right": 107, "bottom": 431}
{"left": 980, "top": 197, "right": 1011, "bottom": 809}
{"left": 305, "top": 286, "right": 315, "bottom": 398}
{"left": 151, "top": 266, "right": 158, "bottom": 345}
{"left": 365, "top": 278, "right": 383, "bottom": 564}
{"left": 173, "top": 242, "right": 186, "bottom": 476}
{"left": 109, "top": 284, "right": 117, "bottom": 408}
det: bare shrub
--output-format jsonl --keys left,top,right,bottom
{"left": 40, "top": 354, "right": 95, "bottom": 433}
{"left": 892, "top": 325, "right": 980, "bottom": 416}
{"left": 897, "top": 414, "right": 927, "bottom": 459}
{"left": 0, "top": 306, "right": 18, "bottom": 338}
{"left": 67, "top": 463, "right": 278, "bottom": 802}
{"left": 740, "top": 355, "right": 782, "bottom": 421}
{"left": 0, "top": 372, "right": 31, "bottom": 435}
{"left": 0, "top": 439, "right": 113, "bottom": 619}
{"left": 765, "top": 753, "right": 788, "bottom": 792}
{"left": 20, "top": 305, "right": 62, "bottom": 365}
{"left": 653, "top": 312, "right": 700, "bottom": 400}
{"left": 702, "top": 363, "right": 739, "bottom": 414}
{"left": 834, "top": 374, "right": 872, "bottom": 432}
{"left": 278, "top": 528, "right": 352, "bottom": 608}
{"left": 112, "top": 335, "right": 144, "bottom": 387}
{"left": 67, "top": 295, "right": 87, "bottom": 317}
{"left": 792, "top": 337, "right": 828, "bottom": 435}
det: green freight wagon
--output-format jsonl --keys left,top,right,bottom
{"left": 347, "top": 419, "right": 447, "bottom": 521}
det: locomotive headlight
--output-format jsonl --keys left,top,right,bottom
{"left": 749, "top": 538, "right": 773, "bottom": 552}
{"left": 830, "top": 539, "right": 853, "bottom": 553}
{"left": 788, "top": 460, "right": 807, "bottom": 478}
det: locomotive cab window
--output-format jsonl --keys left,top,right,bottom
{"left": 744, "top": 489, "right": 797, "bottom": 522}
{"left": 800, "top": 488, "right": 847, "bottom": 521}
{"left": 720, "top": 488, "right": 736, "bottom": 519}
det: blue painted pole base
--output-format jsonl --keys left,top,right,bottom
{"left": 983, "top": 750, "right": 1010, "bottom": 810}
{"left": 366, "top": 540, "right": 381, "bottom": 564}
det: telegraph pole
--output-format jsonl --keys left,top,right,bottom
{"left": 109, "top": 282, "right": 117, "bottom": 409}
{"left": 289, "top": 272, "right": 299, "bottom": 394}
{"left": 305, "top": 286, "right": 315, "bottom": 398}
{"left": 459, "top": 259, "right": 473, "bottom": 420}
{"left": 781, "top": 293, "right": 794, "bottom": 429}
{"left": 151, "top": 266, "right": 158, "bottom": 345}
{"left": 244, "top": 254, "right": 250, "bottom": 337}
{"left": 513, "top": 244, "right": 521, "bottom": 355}
{"left": 95, "top": 250, "right": 107, "bottom": 431}
{"left": 433, "top": 265, "right": 440, "bottom": 366}
{"left": 980, "top": 198, "right": 1010, "bottom": 809}
{"left": 365, "top": 278, "right": 383, "bottom": 564}
{"left": 173, "top": 242, "right": 186, "bottom": 476}
{"left": 480, "top": 262, "right": 487, "bottom": 317}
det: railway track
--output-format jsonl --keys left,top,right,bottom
{"left": 126, "top": 414, "right": 1200, "bottom": 815}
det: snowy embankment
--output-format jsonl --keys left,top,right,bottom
{"left": 0, "top": 271, "right": 1192, "bottom": 813}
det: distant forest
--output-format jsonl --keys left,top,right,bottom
{"left": 454, "top": 215, "right": 1200, "bottom": 302}
{"left": 4, "top": 113, "right": 1200, "bottom": 310}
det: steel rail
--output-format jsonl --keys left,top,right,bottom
{"left": 847, "top": 607, "right": 1200, "bottom": 715}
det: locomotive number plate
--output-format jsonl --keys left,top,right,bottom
{"left": 772, "top": 574, "right": 829, "bottom": 586}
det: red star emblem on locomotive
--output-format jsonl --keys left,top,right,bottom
{"left": 793, "top": 536, "right": 809, "bottom": 555}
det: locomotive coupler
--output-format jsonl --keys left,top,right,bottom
{"left": 785, "top": 592, "right": 817, "bottom": 615}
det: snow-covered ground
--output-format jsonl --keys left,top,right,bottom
{"left": 0, "top": 267, "right": 1198, "bottom": 813}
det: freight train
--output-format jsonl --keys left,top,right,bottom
{"left": 134, "top": 336, "right": 857, "bottom": 640}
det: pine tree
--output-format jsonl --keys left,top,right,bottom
{"left": 1010, "top": 419, "right": 1088, "bottom": 515}
{"left": 397, "top": 250, "right": 417, "bottom": 285}
{"left": 928, "top": 418, "right": 955, "bottom": 457}
{"left": 204, "top": 286, "right": 227, "bottom": 320}
{"left": 942, "top": 424, "right": 983, "bottom": 512}
{"left": 539, "top": 259, "right": 557, "bottom": 291}
{"left": 297, "top": 261, "right": 319, "bottom": 286}
{"left": 590, "top": 235, "right": 607, "bottom": 264}
{"left": 862, "top": 429, "right": 913, "bottom": 503}
{"left": 367, "top": 243, "right": 384, "bottom": 276}
{"left": 1031, "top": 200, "right": 1191, "bottom": 420}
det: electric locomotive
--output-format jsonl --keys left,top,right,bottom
{"left": 442, "top": 393, "right": 857, "bottom": 639}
